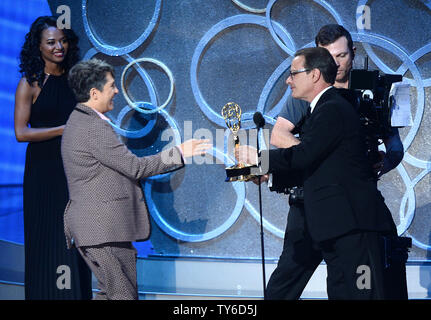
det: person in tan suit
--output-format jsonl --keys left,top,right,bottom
{"left": 61, "top": 58, "right": 211, "bottom": 300}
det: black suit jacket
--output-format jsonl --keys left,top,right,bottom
{"left": 261, "top": 88, "right": 394, "bottom": 242}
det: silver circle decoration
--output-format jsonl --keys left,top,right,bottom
{"left": 143, "top": 146, "right": 246, "bottom": 242}
{"left": 231, "top": 0, "right": 266, "bottom": 14}
{"left": 114, "top": 103, "right": 157, "bottom": 139}
{"left": 121, "top": 58, "right": 175, "bottom": 114}
{"left": 82, "top": 0, "right": 161, "bottom": 56}
{"left": 190, "top": 14, "right": 295, "bottom": 128}
{"left": 265, "top": 0, "right": 343, "bottom": 56}
{"left": 397, "top": 43, "right": 431, "bottom": 87}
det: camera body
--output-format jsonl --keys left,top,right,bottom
{"left": 346, "top": 69, "right": 403, "bottom": 165}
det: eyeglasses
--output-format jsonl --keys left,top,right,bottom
{"left": 287, "top": 68, "right": 311, "bottom": 79}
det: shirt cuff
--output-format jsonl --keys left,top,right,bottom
{"left": 268, "top": 174, "right": 273, "bottom": 188}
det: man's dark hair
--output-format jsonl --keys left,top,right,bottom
{"left": 68, "top": 58, "right": 114, "bottom": 103}
{"left": 315, "top": 24, "right": 355, "bottom": 59}
{"left": 295, "top": 47, "right": 338, "bottom": 84}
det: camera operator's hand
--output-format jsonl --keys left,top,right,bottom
{"left": 373, "top": 150, "right": 386, "bottom": 176}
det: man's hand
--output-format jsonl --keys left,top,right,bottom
{"left": 179, "top": 139, "right": 212, "bottom": 158}
{"left": 235, "top": 145, "right": 258, "bottom": 166}
{"left": 250, "top": 174, "right": 269, "bottom": 185}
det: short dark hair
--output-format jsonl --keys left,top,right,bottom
{"left": 315, "top": 24, "right": 355, "bottom": 59}
{"left": 68, "top": 58, "right": 114, "bottom": 103}
{"left": 295, "top": 47, "right": 337, "bottom": 84}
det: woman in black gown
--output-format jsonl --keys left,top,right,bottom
{"left": 14, "top": 16, "right": 92, "bottom": 300}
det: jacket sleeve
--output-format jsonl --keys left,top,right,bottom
{"left": 380, "top": 127, "right": 404, "bottom": 176}
{"left": 262, "top": 102, "right": 344, "bottom": 174}
{"left": 89, "top": 118, "right": 184, "bottom": 180}
{"left": 270, "top": 170, "right": 304, "bottom": 193}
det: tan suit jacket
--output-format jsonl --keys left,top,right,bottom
{"left": 61, "top": 103, "right": 184, "bottom": 248}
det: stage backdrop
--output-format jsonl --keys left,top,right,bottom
{"left": 29, "top": 0, "right": 431, "bottom": 260}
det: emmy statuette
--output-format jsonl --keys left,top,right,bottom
{"left": 221, "top": 102, "right": 257, "bottom": 182}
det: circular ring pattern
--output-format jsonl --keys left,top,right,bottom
{"left": 112, "top": 103, "right": 157, "bottom": 139}
{"left": 144, "top": 146, "right": 246, "bottom": 242}
{"left": 265, "top": 0, "right": 296, "bottom": 56}
{"left": 121, "top": 57, "right": 175, "bottom": 114}
{"left": 265, "top": 0, "right": 343, "bottom": 56}
{"left": 82, "top": 0, "right": 161, "bottom": 56}
{"left": 191, "top": 14, "right": 296, "bottom": 128}
{"left": 232, "top": 0, "right": 266, "bottom": 13}
{"left": 396, "top": 43, "right": 431, "bottom": 87}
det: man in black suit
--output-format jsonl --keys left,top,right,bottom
{"left": 261, "top": 25, "right": 406, "bottom": 300}
{"left": 238, "top": 47, "right": 395, "bottom": 299}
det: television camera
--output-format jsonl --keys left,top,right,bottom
{"left": 344, "top": 64, "right": 403, "bottom": 165}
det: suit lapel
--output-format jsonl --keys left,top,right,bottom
{"left": 312, "top": 87, "right": 337, "bottom": 113}
{"left": 301, "top": 88, "right": 336, "bottom": 134}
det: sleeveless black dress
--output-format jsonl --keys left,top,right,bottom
{"left": 23, "top": 74, "right": 92, "bottom": 300}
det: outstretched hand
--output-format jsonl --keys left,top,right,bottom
{"left": 179, "top": 139, "right": 212, "bottom": 158}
